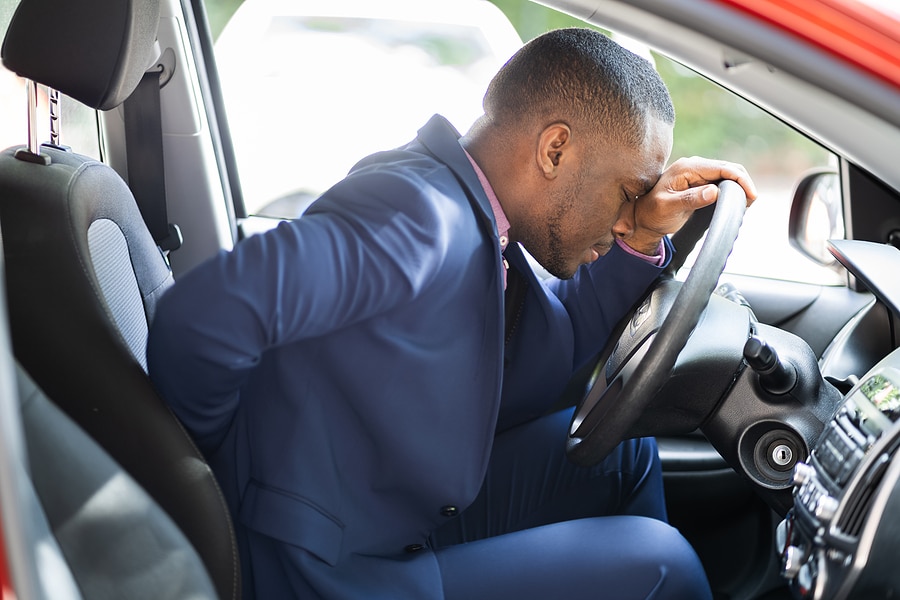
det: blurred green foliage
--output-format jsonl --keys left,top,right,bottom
{"left": 203, "top": 0, "right": 828, "bottom": 175}
{"left": 487, "top": 0, "right": 586, "bottom": 40}
{"left": 486, "top": 0, "right": 828, "bottom": 174}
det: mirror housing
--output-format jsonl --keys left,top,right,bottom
{"left": 789, "top": 169, "right": 843, "bottom": 266}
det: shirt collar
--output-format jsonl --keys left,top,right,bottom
{"left": 463, "top": 149, "right": 509, "bottom": 252}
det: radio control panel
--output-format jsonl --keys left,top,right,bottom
{"left": 778, "top": 357, "right": 900, "bottom": 599}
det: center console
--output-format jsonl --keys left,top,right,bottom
{"left": 779, "top": 349, "right": 900, "bottom": 598}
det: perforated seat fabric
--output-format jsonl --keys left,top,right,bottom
{"left": 0, "top": 145, "right": 240, "bottom": 600}
{"left": 18, "top": 363, "right": 217, "bottom": 600}
{"left": 88, "top": 217, "right": 155, "bottom": 369}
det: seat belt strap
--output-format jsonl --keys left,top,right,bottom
{"left": 123, "top": 69, "right": 182, "bottom": 252}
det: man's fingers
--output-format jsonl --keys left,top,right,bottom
{"left": 667, "top": 157, "right": 758, "bottom": 205}
{"left": 671, "top": 183, "right": 717, "bottom": 212}
{"left": 636, "top": 157, "right": 756, "bottom": 239}
{"left": 718, "top": 165, "right": 757, "bottom": 205}
{"left": 700, "top": 184, "right": 718, "bottom": 206}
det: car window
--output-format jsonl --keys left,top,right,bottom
{"left": 654, "top": 55, "right": 843, "bottom": 286}
{"left": 210, "top": 0, "right": 522, "bottom": 219}
{"left": 206, "top": 0, "right": 843, "bottom": 287}
{"left": 485, "top": 2, "right": 846, "bottom": 286}
{"left": 0, "top": 74, "right": 102, "bottom": 159}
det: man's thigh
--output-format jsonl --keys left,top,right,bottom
{"left": 434, "top": 516, "right": 712, "bottom": 600}
{"left": 431, "top": 407, "right": 668, "bottom": 547}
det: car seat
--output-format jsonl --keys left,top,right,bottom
{"left": 15, "top": 362, "right": 218, "bottom": 600}
{"left": 0, "top": 0, "right": 239, "bottom": 598}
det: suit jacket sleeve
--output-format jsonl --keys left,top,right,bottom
{"left": 554, "top": 236, "right": 674, "bottom": 371}
{"left": 147, "top": 169, "right": 454, "bottom": 451}
{"left": 497, "top": 238, "right": 672, "bottom": 430}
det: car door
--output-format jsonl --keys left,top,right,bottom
{"left": 638, "top": 35, "right": 900, "bottom": 600}
{"left": 476, "top": 4, "right": 891, "bottom": 599}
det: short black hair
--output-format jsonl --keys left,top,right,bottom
{"left": 483, "top": 28, "right": 675, "bottom": 146}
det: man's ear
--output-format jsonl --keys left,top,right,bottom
{"left": 536, "top": 123, "right": 571, "bottom": 180}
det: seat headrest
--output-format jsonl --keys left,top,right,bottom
{"left": 1, "top": 0, "right": 161, "bottom": 111}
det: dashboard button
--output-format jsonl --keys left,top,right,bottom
{"left": 814, "top": 495, "right": 840, "bottom": 523}
{"left": 782, "top": 545, "right": 805, "bottom": 579}
{"left": 793, "top": 462, "right": 814, "bottom": 486}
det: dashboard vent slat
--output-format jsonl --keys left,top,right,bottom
{"left": 837, "top": 453, "right": 890, "bottom": 537}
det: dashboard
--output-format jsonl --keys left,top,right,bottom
{"left": 779, "top": 240, "right": 900, "bottom": 598}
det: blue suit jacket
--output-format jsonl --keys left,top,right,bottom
{"left": 147, "top": 115, "right": 671, "bottom": 599}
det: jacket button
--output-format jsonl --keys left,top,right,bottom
{"left": 440, "top": 505, "right": 458, "bottom": 517}
{"left": 404, "top": 544, "right": 425, "bottom": 553}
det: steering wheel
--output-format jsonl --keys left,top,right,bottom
{"left": 566, "top": 180, "right": 748, "bottom": 467}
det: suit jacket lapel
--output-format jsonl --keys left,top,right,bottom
{"left": 415, "top": 115, "right": 498, "bottom": 241}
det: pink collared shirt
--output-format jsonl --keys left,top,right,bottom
{"left": 463, "top": 149, "right": 664, "bottom": 288}
{"left": 464, "top": 150, "right": 510, "bottom": 286}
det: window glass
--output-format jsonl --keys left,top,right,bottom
{"left": 655, "top": 57, "right": 843, "bottom": 285}
{"left": 0, "top": 0, "right": 22, "bottom": 150}
{"left": 0, "top": 75, "right": 102, "bottom": 161}
{"left": 212, "top": 0, "right": 522, "bottom": 218}
{"left": 484, "top": 0, "right": 846, "bottom": 285}
{"left": 207, "top": 0, "right": 844, "bottom": 286}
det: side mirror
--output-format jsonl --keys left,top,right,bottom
{"left": 789, "top": 169, "right": 844, "bottom": 266}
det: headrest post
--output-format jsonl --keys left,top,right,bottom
{"left": 26, "top": 79, "right": 40, "bottom": 155}
{"left": 14, "top": 79, "right": 51, "bottom": 165}
{"left": 49, "top": 88, "right": 60, "bottom": 147}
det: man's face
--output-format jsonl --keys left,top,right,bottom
{"left": 519, "top": 117, "right": 673, "bottom": 279}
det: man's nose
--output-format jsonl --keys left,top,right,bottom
{"left": 612, "top": 204, "right": 635, "bottom": 238}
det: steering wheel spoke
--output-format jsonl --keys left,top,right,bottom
{"left": 566, "top": 181, "right": 748, "bottom": 467}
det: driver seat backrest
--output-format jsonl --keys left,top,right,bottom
{"left": 0, "top": 1, "right": 239, "bottom": 598}
{"left": 16, "top": 362, "right": 218, "bottom": 600}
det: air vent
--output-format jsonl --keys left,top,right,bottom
{"left": 837, "top": 453, "right": 890, "bottom": 536}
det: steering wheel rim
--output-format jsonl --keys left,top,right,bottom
{"left": 566, "top": 180, "right": 748, "bottom": 467}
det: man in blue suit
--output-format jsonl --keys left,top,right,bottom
{"left": 148, "top": 28, "right": 756, "bottom": 599}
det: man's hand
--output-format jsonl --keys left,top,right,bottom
{"left": 621, "top": 157, "right": 758, "bottom": 256}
